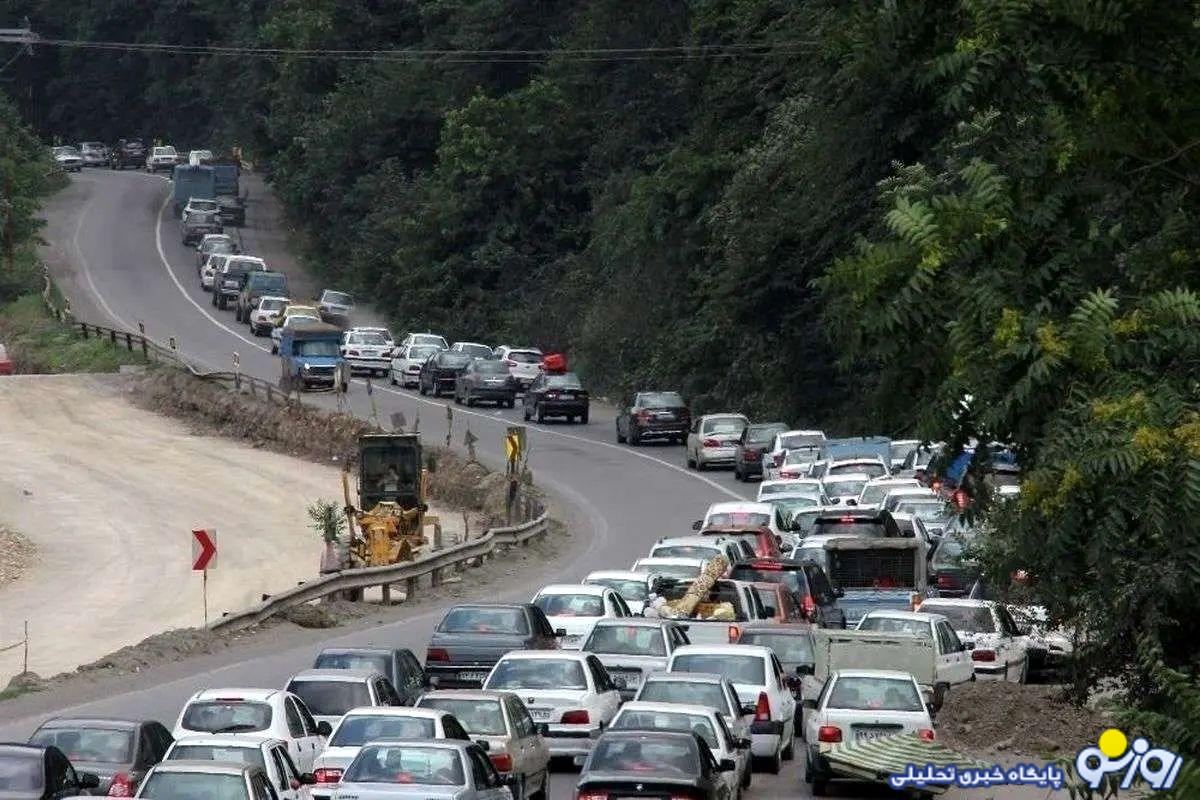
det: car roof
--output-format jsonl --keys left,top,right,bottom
{"left": 735, "top": 622, "right": 815, "bottom": 635}
{"left": 653, "top": 537, "right": 727, "bottom": 548}
{"left": 318, "top": 646, "right": 395, "bottom": 656}
{"left": 760, "top": 478, "right": 820, "bottom": 488}
{"left": 591, "top": 617, "right": 675, "bottom": 630}
{"left": 453, "top": 341, "right": 490, "bottom": 348}
{"left": 36, "top": 718, "right": 142, "bottom": 731}
{"left": 705, "top": 502, "right": 773, "bottom": 514}
{"left": 822, "top": 472, "right": 873, "bottom": 482}
{"left": 918, "top": 598, "right": 995, "bottom": 609}
{"left": 832, "top": 669, "right": 918, "bottom": 681}
{"left": 150, "top": 760, "right": 255, "bottom": 776}
{"left": 698, "top": 412, "right": 747, "bottom": 420}
{"left": 417, "top": 689, "right": 516, "bottom": 703}
{"left": 288, "top": 669, "right": 382, "bottom": 683}
{"left": 634, "top": 557, "right": 708, "bottom": 567}
{"left": 497, "top": 650, "right": 588, "bottom": 663}
{"left": 360, "top": 739, "right": 474, "bottom": 753}
{"left": 643, "top": 672, "right": 726, "bottom": 685}
{"left": 795, "top": 533, "right": 860, "bottom": 545}
{"left": 258, "top": 295, "right": 290, "bottom": 303}
{"left": 446, "top": 602, "right": 530, "bottom": 611}
{"left": 861, "top": 610, "right": 941, "bottom": 623}
{"left": 617, "top": 701, "right": 719, "bottom": 718}
{"left": 534, "top": 583, "right": 608, "bottom": 597}
{"left": 585, "top": 570, "right": 649, "bottom": 581}
{"left": 340, "top": 706, "right": 448, "bottom": 720}
{"left": 191, "top": 688, "right": 280, "bottom": 702}
{"left": 171, "top": 735, "right": 281, "bottom": 749}
{"left": 672, "top": 644, "right": 773, "bottom": 659}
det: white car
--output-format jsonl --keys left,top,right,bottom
{"left": 583, "top": 618, "right": 690, "bottom": 701}
{"left": 582, "top": 570, "right": 655, "bottom": 615}
{"left": 855, "top": 610, "right": 975, "bottom": 710}
{"left": 310, "top": 706, "right": 471, "bottom": 800}
{"left": 880, "top": 486, "right": 937, "bottom": 513}
{"left": 630, "top": 557, "right": 709, "bottom": 581}
{"left": 610, "top": 701, "right": 751, "bottom": 795}
{"left": 819, "top": 473, "right": 873, "bottom": 506}
{"left": 79, "top": 141, "right": 108, "bottom": 167}
{"left": 182, "top": 197, "right": 221, "bottom": 222}
{"left": 199, "top": 256, "right": 225, "bottom": 291}
{"left": 667, "top": 644, "right": 797, "bottom": 773}
{"left": 271, "top": 311, "right": 321, "bottom": 353}
{"left": 249, "top": 296, "right": 290, "bottom": 336}
{"left": 889, "top": 439, "right": 921, "bottom": 470}
{"left": 188, "top": 149, "right": 214, "bottom": 164}
{"left": 685, "top": 413, "right": 749, "bottom": 471}
{"left": 495, "top": 346, "right": 543, "bottom": 390}
{"left": 317, "top": 289, "right": 355, "bottom": 321}
{"left": 134, "top": 760, "right": 276, "bottom": 800}
{"left": 803, "top": 669, "right": 935, "bottom": 795}
{"left": 146, "top": 145, "right": 179, "bottom": 172}
{"left": 857, "top": 477, "right": 921, "bottom": 510}
{"left": 416, "top": 690, "right": 552, "bottom": 800}
{"left": 333, "top": 740, "right": 513, "bottom": 800}
{"left": 769, "top": 449, "right": 825, "bottom": 481}
{"left": 757, "top": 479, "right": 825, "bottom": 503}
{"left": 52, "top": 146, "right": 83, "bottom": 172}
{"left": 164, "top": 735, "right": 308, "bottom": 800}
{"left": 341, "top": 328, "right": 394, "bottom": 377}
{"left": 171, "top": 687, "right": 328, "bottom": 772}
{"left": 400, "top": 331, "right": 450, "bottom": 350}
{"left": 450, "top": 341, "right": 494, "bottom": 359}
{"left": 648, "top": 536, "right": 748, "bottom": 567}
{"left": 917, "top": 598, "right": 1031, "bottom": 682}
{"left": 530, "top": 583, "right": 632, "bottom": 649}
{"left": 482, "top": 651, "right": 622, "bottom": 756}
{"left": 698, "top": 501, "right": 775, "bottom": 531}
{"left": 284, "top": 668, "right": 400, "bottom": 728}
{"left": 764, "top": 429, "right": 826, "bottom": 478}
{"left": 633, "top": 672, "right": 752, "bottom": 745}
{"left": 390, "top": 343, "right": 443, "bottom": 388}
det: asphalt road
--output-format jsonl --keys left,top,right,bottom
{"left": 3, "top": 169, "right": 900, "bottom": 799}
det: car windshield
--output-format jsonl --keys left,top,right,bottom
{"left": 702, "top": 417, "right": 746, "bottom": 434}
{"left": 181, "top": 701, "right": 272, "bottom": 733}
{"left": 545, "top": 374, "right": 583, "bottom": 389}
{"left": 828, "top": 677, "right": 923, "bottom": 712}
{"left": 343, "top": 746, "right": 464, "bottom": 786}
{"left": 760, "top": 483, "right": 817, "bottom": 499}
{"left": 139, "top": 772, "right": 249, "bottom": 800}
{"left": 286, "top": 680, "right": 371, "bottom": 717}
{"left": 638, "top": 681, "right": 729, "bottom": 713}
{"left": 812, "top": 517, "right": 884, "bottom": 537}
{"left": 438, "top": 607, "right": 528, "bottom": 634}
{"left": 331, "top": 715, "right": 436, "bottom": 746}
{"left": 859, "top": 482, "right": 915, "bottom": 505}
{"left": 785, "top": 509, "right": 826, "bottom": 536}
{"left": 739, "top": 633, "right": 815, "bottom": 664}
{"left": 784, "top": 447, "right": 820, "bottom": 464}
{"left": 822, "top": 478, "right": 868, "bottom": 497}
{"left": 0, "top": 753, "right": 42, "bottom": 792}
{"left": 780, "top": 433, "right": 824, "bottom": 449}
{"left": 418, "top": 699, "right": 505, "bottom": 735}
{"left": 167, "top": 744, "right": 266, "bottom": 770}
{"left": 633, "top": 563, "right": 702, "bottom": 579}
{"left": 612, "top": 712, "right": 717, "bottom": 748}
{"left": 190, "top": 200, "right": 219, "bottom": 210}
{"left": 30, "top": 727, "right": 133, "bottom": 763}
{"left": 533, "top": 593, "right": 604, "bottom": 617}
{"left": 407, "top": 345, "right": 440, "bottom": 361}
{"left": 456, "top": 344, "right": 493, "bottom": 358}
{"left": 324, "top": 292, "right": 353, "bottom": 305}
{"left": 792, "top": 546, "right": 828, "bottom": 569}
{"left": 259, "top": 299, "right": 287, "bottom": 311}
{"left": 589, "top": 738, "right": 698, "bottom": 775}
{"left": 314, "top": 652, "right": 390, "bottom": 674}
{"left": 706, "top": 511, "right": 770, "bottom": 528}
{"left": 895, "top": 500, "right": 949, "bottom": 521}
{"left": 436, "top": 353, "right": 472, "bottom": 368}
{"left": 829, "top": 462, "right": 887, "bottom": 478}
{"left": 584, "top": 625, "right": 666, "bottom": 657}
{"left": 653, "top": 544, "right": 720, "bottom": 559}
{"left": 587, "top": 578, "right": 648, "bottom": 601}
{"left": 251, "top": 275, "right": 287, "bottom": 291}
{"left": 932, "top": 536, "right": 975, "bottom": 569}
{"left": 54, "top": 146, "right": 80, "bottom": 156}
{"left": 207, "top": 240, "right": 236, "bottom": 254}
{"left": 858, "top": 617, "right": 932, "bottom": 637}
{"left": 920, "top": 603, "right": 994, "bottom": 632}
{"left": 474, "top": 361, "right": 509, "bottom": 375}
{"left": 768, "top": 496, "right": 820, "bottom": 518}
{"left": 729, "top": 566, "right": 803, "bottom": 596}
{"left": 296, "top": 340, "right": 340, "bottom": 357}
{"left": 486, "top": 659, "right": 587, "bottom": 690}
{"left": 638, "top": 392, "right": 684, "bottom": 408}
{"left": 745, "top": 425, "right": 784, "bottom": 444}
{"left": 506, "top": 351, "right": 542, "bottom": 363}
{"left": 671, "top": 654, "right": 765, "bottom": 686}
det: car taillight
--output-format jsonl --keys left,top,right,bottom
{"left": 780, "top": 470, "right": 799, "bottom": 478}
{"left": 578, "top": 792, "right": 607, "bottom": 800}
{"left": 702, "top": 438, "right": 721, "bottom": 447}
{"left": 754, "top": 691, "right": 771, "bottom": 722}
{"left": 745, "top": 450, "right": 761, "bottom": 461}
{"left": 107, "top": 772, "right": 132, "bottom": 797}
{"left": 971, "top": 649, "right": 997, "bottom": 662}
{"left": 817, "top": 725, "right": 842, "bottom": 743}
{"left": 489, "top": 753, "right": 513, "bottom": 772}
{"left": 426, "top": 647, "right": 450, "bottom": 662}
{"left": 936, "top": 573, "right": 960, "bottom": 589}
{"left": 669, "top": 795, "right": 695, "bottom": 800}
{"left": 773, "top": 453, "right": 784, "bottom": 467}
{"left": 728, "top": 625, "right": 740, "bottom": 642}
{"left": 918, "top": 728, "right": 936, "bottom": 741}
{"left": 561, "top": 709, "right": 590, "bottom": 724}
{"left": 749, "top": 559, "right": 782, "bottom": 570}
{"left": 313, "top": 768, "right": 343, "bottom": 784}
{"left": 802, "top": 594, "right": 817, "bottom": 619}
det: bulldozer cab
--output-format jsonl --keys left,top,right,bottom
{"left": 358, "top": 434, "right": 423, "bottom": 510}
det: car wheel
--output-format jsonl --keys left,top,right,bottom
{"left": 536, "top": 403, "right": 545, "bottom": 423}
{"left": 210, "top": 291, "right": 217, "bottom": 307}
{"left": 628, "top": 425, "right": 640, "bottom": 446}
{"left": 616, "top": 423, "right": 626, "bottom": 443}
{"left": 932, "top": 684, "right": 948, "bottom": 713}
{"left": 1016, "top": 655, "right": 1029, "bottom": 684}
{"left": 580, "top": 410, "right": 589, "bottom": 424}
{"left": 528, "top": 771, "right": 548, "bottom": 800}
{"left": 270, "top": 343, "right": 278, "bottom": 355}
{"left": 506, "top": 398, "right": 515, "bottom": 409}
{"left": 390, "top": 372, "right": 397, "bottom": 386}
{"left": 467, "top": 392, "right": 476, "bottom": 407}
{"left": 523, "top": 403, "right": 531, "bottom": 421}
{"left": 734, "top": 465, "right": 743, "bottom": 481}
{"left": 782, "top": 735, "right": 795, "bottom": 761}
{"left": 740, "top": 763, "right": 751, "bottom": 790}
{"left": 419, "top": 382, "right": 428, "bottom": 396}
{"left": 806, "top": 751, "right": 827, "bottom": 795}
{"left": 762, "top": 752, "right": 781, "bottom": 775}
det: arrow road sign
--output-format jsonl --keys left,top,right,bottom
{"left": 191, "top": 528, "right": 217, "bottom": 571}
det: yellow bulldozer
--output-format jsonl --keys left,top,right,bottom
{"left": 342, "top": 433, "right": 439, "bottom": 567}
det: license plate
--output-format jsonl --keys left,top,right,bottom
{"left": 854, "top": 727, "right": 901, "bottom": 741}
{"left": 559, "top": 393, "right": 575, "bottom": 399}
{"left": 530, "top": 708, "right": 553, "bottom": 720}
{"left": 459, "top": 671, "right": 488, "bottom": 682}
{"left": 656, "top": 411, "right": 675, "bottom": 419}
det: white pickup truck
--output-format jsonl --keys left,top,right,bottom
{"left": 643, "top": 578, "right": 770, "bottom": 645}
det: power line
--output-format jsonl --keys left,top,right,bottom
{"left": 0, "top": 45, "right": 27, "bottom": 75}
{"left": 29, "top": 36, "right": 816, "bottom": 64}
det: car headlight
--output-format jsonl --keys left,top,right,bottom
{"left": 302, "top": 363, "right": 311, "bottom": 371}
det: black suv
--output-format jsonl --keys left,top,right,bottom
{"left": 616, "top": 391, "right": 691, "bottom": 445}
{"left": 733, "top": 422, "right": 790, "bottom": 481}
{"left": 110, "top": 138, "right": 146, "bottom": 169}
{"left": 728, "top": 558, "right": 846, "bottom": 627}
{"left": 419, "top": 351, "right": 473, "bottom": 397}
{"left": 523, "top": 371, "right": 590, "bottom": 423}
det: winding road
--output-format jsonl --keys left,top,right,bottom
{"left": 0, "top": 169, "right": 894, "bottom": 799}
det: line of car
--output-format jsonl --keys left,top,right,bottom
{"left": 51, "top": 141, "right": 213, "bottom": 173}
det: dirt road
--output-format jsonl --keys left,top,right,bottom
{"left": 0, "top": 373, "right": 461, "bottom": 683}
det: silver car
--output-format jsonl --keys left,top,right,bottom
{"left": 134, "top": 759, "right": 288, "bottom": 799}
{"left": 284, "top": 669, "right": 399, "bottom": 728}
{"left": 686, "top": 413, "right": 749, "bottom": 470}
{"left": 333, "top": 740, "right": 513, "bottom": 800}
{"left": 582, "top": 618, "right": 690, "bottom": 700}
{"left": 633, "top": 672, "right": 752, "bottom": 746}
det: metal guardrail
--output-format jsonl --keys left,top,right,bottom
{"left": 209, "top": 513, "right": 550, "bottom": 632}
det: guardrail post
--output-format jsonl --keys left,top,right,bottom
{"left": 140, "top": 336, "right": 148, "bottom": 357}
{"left": 406, "top": 576, "right": 418, "bottom": 602}
{"left": 381, "top": 583, "right": 391, "bottom": 605}
{"left": 109, "top": 329, "right": 116, "bottom": 345}
{"left": 80, "top": 322, "right": 88, "bottom": 339}
{"left": 124, "top": 332, "right": 132, "bottom": 351}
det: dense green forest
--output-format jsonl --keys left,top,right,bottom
{"left": 7, "top": 2, "right": 1200, "bottom": 783}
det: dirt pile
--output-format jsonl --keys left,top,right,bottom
{"left": 0, "top": 527, "right": 35, "bottom": 588}
{"left": 939, "top": 682, "right": 1111, "bottom": 758}
{"left": 132, "top": 369, "right": 541, "bottom": 525}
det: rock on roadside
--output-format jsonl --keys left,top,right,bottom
{"left": 0, "top": 527, "right": 36, "bottom": 588}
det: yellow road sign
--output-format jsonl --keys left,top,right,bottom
{"left": 505, "top": 425, "right": 527, "bottom": 462}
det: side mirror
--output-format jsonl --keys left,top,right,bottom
{"left": 572, "top": 755, "right": 588, "bottom": 768}
{"left": 77, "top": 772, "right": 101, "bottom": 790}
{"left": 796, "top": 664, "right": 815, "bottom": 676}
{"left": 535, "top": 723, "right": 550, "bottom": 737}
{"left": 555, "top": 628, "right": 568, "bottom": 638}
{"left": 316, "top": 721, "right": 333, "bottom": 737}
{"left": 692, "top": 520, "right": 703, "bottom": 531}
{"left": 834, "top": 587, "right": 845, "bottom": 598}
{"left": 718, "top": 758, "right": 737, "bottom": 773}
{"left": 737, "top": 737, "right": 752, "bottom": 750}
{"left": 297, "top": 773, "right": 316, "bottom": 786}
{"left": 801, "top": 698, "right": 818, "bottom": 711}
{"left": 740, "top": 702, "right": 756, "bottom": 716}
{"left": 475, "top": 739, "right": 490, "bottom": 751}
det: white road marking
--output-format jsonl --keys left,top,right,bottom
{"left": 71, "top": 191, "right": 136, "bottom": 331}
{"left": 148, "top": 185, "right": 743, "bottom": 500}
